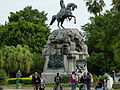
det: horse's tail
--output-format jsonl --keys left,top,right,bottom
{"left": 50, "top": 15, "right": 56, "bottom": 25}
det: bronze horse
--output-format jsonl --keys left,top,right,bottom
{"left": 50, "top": 3, "right": 77, "bottom": 29}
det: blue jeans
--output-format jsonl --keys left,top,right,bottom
{"left": 71, "top": 82, "right": 76, "bottom": 90}
{"left": 95, "top": 87, "right": 105, "bottom": 90}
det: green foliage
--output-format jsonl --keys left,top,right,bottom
{"left": 30, "top": 53, "right": 45, "bottom": 74}
{"left": 112, "top": 83, "right": 120, "bottom": 89}
{"left": 87, "top": 52, "right": 114, "bottom": 75}
{"left": 8, "top": 77, "right": 32, "bottom": 85}
{"left": 99, "top": 75, "right": 108, "bottom": 80}
{"left": 61, "top": 75, "right": 70, "bottom": 83}
{"left": 0, "top": 6, "right": 50, "bottom": 53}
{"left": 8, "top": 6, "right": 47, "bottom": 24}
{"left": 0, "top": 69, "right": 7, "bottom": 85}
{"left": 0, "top": 45, "right": 33, "bottom": 75}
{"left": 112, "top": 0, "right": 120, "bottom": 12}
{"left": 0, "top": 6, "right": 50, "bottom": 77}
{"left": 82, "top": 11, "right": 120, "bottom": 74}
{"left": 85, "top": 0, "right": 105, "bottom": 16}
{"left": 93, "top": 74, "right": 99, "bottom": 82}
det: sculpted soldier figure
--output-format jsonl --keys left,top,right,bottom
{"left": 60, "top": 0, "right": 66, "bottom": 17}
{"left": 60, "top": 0, "right": 65, "bottom": 10}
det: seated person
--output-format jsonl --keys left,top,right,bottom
{"left": 95, "top": 79, "right": 105, "bottom": 90}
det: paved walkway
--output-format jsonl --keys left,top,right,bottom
{"left": 4, "top": 87, "right": 80, "bottom": 90}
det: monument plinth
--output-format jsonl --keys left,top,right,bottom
{"left": 42, "top": 28, "right": 89, "bottom": 83}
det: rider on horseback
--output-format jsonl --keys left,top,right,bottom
{"left": 50, "top": 0, "right": 77, "bottom": 29}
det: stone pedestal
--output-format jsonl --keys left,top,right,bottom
{"left": 67, "top": 55, "right": 76, "bottom": 74}
{"left": 42, "top": 28, "right": 89, "bottom": 83}
{"left": 42, "top": 55, "right": 67, "bottom": 83}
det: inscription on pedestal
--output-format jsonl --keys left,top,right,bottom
{"left": 48, "top": 55, "right": 64, "bottom": 69}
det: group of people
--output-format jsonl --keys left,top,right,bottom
{"left": 70, "top": 71, "right": 92, "bottom": 90}
{"left": 16, "top": 70, "right": 109, "bottom": 90}
{"left": 32, "top": 72, "right": 45, "bottom": 90}
{"left": 53, "top": 71, "right": 92, "bottom": 90}
{"left": 31, "top": 71, "right": 112, "bottom": 90}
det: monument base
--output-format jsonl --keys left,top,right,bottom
{"left": 42, "top": 28, "right": 89, "bottom": 83}
{"left": 42, "top": 70, "right": 67, "bottom": 83}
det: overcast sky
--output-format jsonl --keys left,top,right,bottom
{"left": 0, "top": 0, "right": 112, "bottom": 30}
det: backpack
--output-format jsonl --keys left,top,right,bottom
{"left": 55, "top": 76, "right": 60, "bottom": 83}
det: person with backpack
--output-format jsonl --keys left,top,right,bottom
{"left": 70, "top": 71, "right": 77, "bottom": 90}
{"left": 53, "top": 73, "right": 63, "bottom": 90}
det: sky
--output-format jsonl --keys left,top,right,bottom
{"left": 0, "top": 0, "right": 112, "bottom": 30}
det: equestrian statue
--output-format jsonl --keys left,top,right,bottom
{"left": 50, "top": 0, "right": 77, "bottom": 29}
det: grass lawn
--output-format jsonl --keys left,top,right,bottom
{"left": 3, "top": 84, "right": 120, "bottom": 90}
{"left": 4, "top": 83, "right": 71, "bottom": 88}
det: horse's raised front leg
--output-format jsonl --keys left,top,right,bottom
{"left": 70, "top": 15, "right": 76, "bottom": 24}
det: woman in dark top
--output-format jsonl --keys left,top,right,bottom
{"left": 32, "top": 72, "right": 41, "bottom": 90}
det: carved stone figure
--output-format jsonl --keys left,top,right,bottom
{"left": 42, "top": 28, "right": 87, "bottom": 56}
{"left": 50, "top": 0, "right": 77, "bottom": 29}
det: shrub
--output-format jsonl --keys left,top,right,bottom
{"left": 7, "top": 77, "right": 32, "bottom": 85}
{"left": 93, "top": 74, "right": 99, "bottom": 83}
{"left": 0, "top": 69, "right": 7, "bottom": 85}
{"left": 99, "top": 75, "right": 108, "bottom": 80}
{"left": 112, "top": 83, "right": 120, "bottom": 89}
{"left": 61, "top": 75, "right": 70, "bottom": 83}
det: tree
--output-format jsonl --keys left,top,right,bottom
{"left": 112, "top": 0, "right": 120, "bottom": 12}
{"left": 0, "top": 45, "right": 33, "bottom": 76}
{"left": 82, "top": 11, "right": 120, "bottom": 74}
{"left": 87, "top": 53, "right": 107, "bottom": 75}
{"left": 0, "top": 6, "right": 50, "bottom": 53}
{"left": 86, "top": 0, "right": 105, "bottom": 16}
{"left": 30, "top": 53, "right": 45, "bottom": 74}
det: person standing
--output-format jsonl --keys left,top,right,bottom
{"left": 39, "top": 76, "right": 45, "bottom": 90}
{"left": 16, "top": 70, "right": 22, "bottom": 89}
{"left": 75, "top": 73, "right": 79, "bottom": 88}
{"left": 70, "top": 71, "right": 77, "bottom": 90}
{"left": 53, "top": 73, "right": 63, "bottom": 90}
{"left": 86, "top": 73, "right": 91, "bottom": 90}
{"left": 80, "top": 72, "right": 87, "bottom": 90}
{"left": 105, "top": 73, "right": 113, "bottom": 89}
{"left": 32, "top": 72, "right": 41, "bottom": 90}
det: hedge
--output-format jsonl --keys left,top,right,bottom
{"left": 0, "top": 69, "right": 7, "bottom": 85}
{"left": 7, "top": 77, "right": 32, "bottom": 85}
{"left": 112, "top": 83, "right": 120, "bottom": 89}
